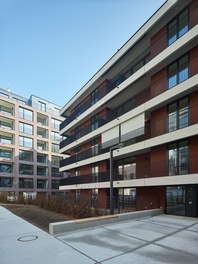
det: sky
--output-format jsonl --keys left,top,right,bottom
{"left": 0, "top": 0, "right": 165, "bottom": 107}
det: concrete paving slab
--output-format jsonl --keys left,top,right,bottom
{"left": 103, "top": 220, "right": 178, "bottom": 241}
{"left": 156, "top": 229, "right": 198, "bottom": 255}
{"left": 58, "top": 226, "right": 145, "bottom": 262}
{"left": 101, "top": 243, "right": 198, "bottom": 264}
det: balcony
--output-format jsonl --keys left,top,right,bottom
{"left": 60, "top": 102, "right": 198, "bottom": 167}
{"left": 60, "top": 87, "right": 151, "bottom": 150}
{"left": 60, "top": 153, "right": 198, "bottom": 187}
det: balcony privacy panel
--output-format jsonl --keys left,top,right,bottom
{"left": 121, "top": 113, "right": 144, "bottom": 142}
{"left": 102, "top": 125, "right": 119, "bottom": 149}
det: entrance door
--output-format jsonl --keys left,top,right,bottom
{"left": 166, "top": 186, "right": 185, "bottom": 216}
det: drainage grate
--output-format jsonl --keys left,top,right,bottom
{"left": 18, "top": 235, "right": 38, "bottom": 242}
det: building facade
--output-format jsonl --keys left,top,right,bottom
{"left": 59, "top": 0, "right": 198, "bottom": 217}
{"left": 0, "top": 88, "right": 66, "bottom": 200}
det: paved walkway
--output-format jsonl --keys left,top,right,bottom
{"left": 0, "top": 206, "right": 198, "bottom": 264}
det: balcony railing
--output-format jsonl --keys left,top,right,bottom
{"left": 60, "top": 87, "right": 151, "bottom": 149}
{"left": 60, "top": 153, "right": 198, "bottom": 187}
{"left": 60, "top": 103, "right": 198, "bottom": 167}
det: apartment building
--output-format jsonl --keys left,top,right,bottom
{"left": 0, "top": 88, "right": 66, "bottom": 200}
{"left": 59, "top": 0, "right": 198, "bottom": 217}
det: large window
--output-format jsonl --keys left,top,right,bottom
{"left": 19, "top": 150, "right": 33, "bottom": 162}
{"left": 0, "top": 149, "right": 12, "bottom": 158}
{"left": 75, "top": 103, "right": 81, "bottom": 118}
{"left": 0, "top": 120, "right": 13, "bottom": 130}
{"left": 168, "top": 140, "right": 189, "bottom": 176}
{"left": 38, "top": 101, "right": 46, "bottom": 112}
{"left": 168, "top": 54, "right": 189, "bottom": 89}
{"left": 166, "top": 186, "right": 185, "bottom": 216}
{"left": 37, "top": 166, "right": 48, "bottom": 176}
{"left": 37, "top": 179, "right": 48, "bottom": 189}
{"left": 168, "top": 97, "right": 189, "bottom": 132}
{"left": 0, "top": 163, "right": 12, "bottom": 173}
{"left": 19, "top": 122, "right": 33, "bottom": 135}
{"left": 51, "top": 180, "right": 60, "bottom": 189}
{"left": 92, "top": 164, "right": 99, "bottom": 183}
{"left": 0, "top": 178, "right": 13, "bottom": 187}
{"left": 118, "top": 158, "right": 136, "bottom": 180}
{"left": 91, "top": 114, "right": 99, "bottom": 131}
{"left": 91, "top": 88, "right": 99, "bottom": 105}
{"left": 19, "top": 164, "right": 33, "bottom": 175}
{"left": 51, "top": 118, "right": 60, "bottom": 130}
{"left": 51, "top": 156, "right": 62, "bottom": 166}
{"left": 0, "top": 135, "right": 12, "bottom": 144}
{"left": 19, "top": 178, "right": 33, "bottom": 189}
{"left": 51, "top": 167, "right": 62, "bottom": 177}
{"left": 51, "top": 143, "right": 59, "bottom": 153}
{"left": 91, "top": 138, "right": 99, "bottom": 156}
{"left": 19, "top": 136, "right": 33, "bottom": 148}
{"left": 51, "top": 131, "right": 62, "bottom": 142}
{"left": 19, "top": 107, "right": 33, "bottom": 121}
{"left": 167, "top": 8, "right": 189, "bottom": 46}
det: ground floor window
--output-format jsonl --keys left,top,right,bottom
{"left": 118, "top": 188, "right": 136, "bottom": 211}
{"left": 166, "top": 186, "right": 185, "bottom": 216}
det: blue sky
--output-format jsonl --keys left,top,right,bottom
{"left": 0, "top": 0, "right": 165, "bottom": 107}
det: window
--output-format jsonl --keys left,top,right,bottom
{"left": 75, "top": 146, "right": 81, "bottom": 161}
{"left": 37, "top": 179, "right": 48, "bottom": 189}
{"left": 37, "top": 166, "right": 48, "bottom": 176}
{"left": 19, "top": 136, "right": 33, "bottom": 148}
{"left": 19, "top": 164, "right": 33, "bottom": 175}
{"left": 75, "top": 189, "right": 80, "bottom": 204}
{"left": 19, "top": 107, "right": 33, "bottom": 121}
{"left": 168, "top": 140, "right": 189, "bottom": 176}
{"left": 51, "top": 167, "right": 62, "bottom": 177}
{"left": 91, "top": 88, "right": 99, "bottom": 105}
{"left": 168, "top": 54, "right": 189, "bottom": 89}
{"left": 75, "top": 125, "right": 81, "bottom": 139}
{"left": 92, "top": 164, "right": 99, "bottom": 182}
{"left": 51, "top": 143, "right": 59, "bottom": 153}
{"left": 0, "top": 149, "right": 12, "bottom": 158}
{"left": 91, "top": 189, "right": 98, "bottom": 207}
{"left": 0, "top": 120, "right": 13, "bottom": 130}
{"left": 38, "top": 101, "right": 46, "bottom": 112}
{"left": 166, "top": 186, "right": 185, "bottom": 216}
{"left": 19, "top": 122, "right": 33, "bottom": 135}
{"left": 91, "top": 115, "right": 99, "bottom": 131}
{"left": 0, "top": 135, "right": 12, "bottom": 144}
{"left": 19, "top": 150, "right": 33, "bottom": 162}
{"left": 168, "top": 97, "right": 189, "bottom": 132}
{"left": 0, "top": 105, "right": 13, "bottom": 115}
{"left": 37, "top": 153, "right": 48, "bottom": 163}
{"left": 75, "top": 168, "right": 80, "bottom": 177}
{"left": 51, "top": 180, "right": 60, "bottom": 189}
{"left": 19, "top": 178, "right": 33, "bottom": 189}
{"left": 167, "top": 8, "right": 189, "bottom": 46}
{"left": 51, "top": 118, "right": 60, "bottom": 130}
{"left": 91, "top": 138, "right": 99, "bottom": 156}
{"left": 0, "top": 163, "right": 12, "bottom": 173}
{"left": 118, "top": 158, "right": 136, "bottom": 180}
{"left": 51, "top": 156, "right": 62, "bottom": 166}
{"left": 0, "top": 178, "right": 13, "bottom": 187}
{"left": 75, "top": 103, "right": 81, "bottom": 118}
{"left": 51, "top": 131, "right": 62, "bottom": 141}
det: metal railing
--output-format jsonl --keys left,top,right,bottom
{"left": 60, "top": 103, "right": 198, "bottom": 167}
{"left": 60, "top": 153, "right": 198, "bottom": 186}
